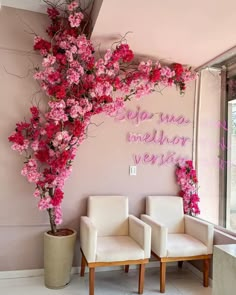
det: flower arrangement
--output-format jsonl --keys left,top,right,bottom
{"left": 175, "top": 160, "right": 200, "bottom": 215}
{"left": 8, "top": 0, "right": 196, "bottom": 234}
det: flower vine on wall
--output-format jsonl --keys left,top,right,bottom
{"left": 8, "top": 0, "right": 196, "bottom": 234}
{"left": 175, "top": 160, "right": 200, "bottom": 216}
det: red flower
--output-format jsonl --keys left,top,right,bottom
{"left": 52, "top": 150, "right": 71, "bottom": 169}
{"left": 150, "top": 69, "right": 161, "bottom": 82}
{"left": 185, "top": 160, "right": 193, "bottom": 168}
{"left": 15, "top": 122, "right": 30, "bottom": 132}
{"left": 8, "top": 132, "right": 25, "bottom": 145}
{"left": 47, "top": 7, "right": 60, "bottom": 20}
{"left": 30, "top": 106, "right": 39, "bottom": 118}
{"left": 97, "top": 95, "right": 113, "bottom": 103}
{"left": 45, "top": 123, "right": 59, "bottom": 139}
{"left": 35, "top": 148, "right": 50, "bottom": 163}
{"left": 34, "top": 38, "right": 51, "bottom": 53}
{"left": 173, "top": 63, "right": 184, "bottom": 77}
{"left": 72, "top": 121, "right": 83, "bottom": 137}
{"left": 51, "top": 188, "right": 64, "bottom": 206}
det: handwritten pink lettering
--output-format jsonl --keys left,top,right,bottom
{"left": 218, "top": 120, "right": 228, "bottom": 131}
{"left": 115, "top": 106, "right": 153, "bottom": 125}
{"left": 157, "top": 112, "right": 190, "bottom": 125}
{"left": 133, "top": 152, "right": 187, "bottom": 166}
{"left": 219, "top": 136, "right": 227, "bottom": 150}
{"left": 127, "top": 129, "right": 191, "bottom": 147}
{"left": 114, "top": 106, "right": 191, "bottom": 127}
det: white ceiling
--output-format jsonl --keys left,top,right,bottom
{"left": 1, "top": 0, "right": 236, "bottom": 67}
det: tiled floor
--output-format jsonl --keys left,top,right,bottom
{"left": 0, "top": 266, "right": 212, "bottom": 295}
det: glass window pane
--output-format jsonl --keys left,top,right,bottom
{"left": 227, "top": 99, "right": 236, "bottom": 231}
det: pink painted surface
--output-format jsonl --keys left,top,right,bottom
{"left": 0, "top": 5, "right": 230, "bottom": 272}
{"left": 92, "top": 0, "right": 236, "bottom": 67}
{"left": 0, "top": 7, "right": 195, "bottom": 271}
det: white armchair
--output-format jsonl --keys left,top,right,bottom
{"left": 80, "top": 196, "right": 151, "bottom": 295}
{"left": 141, "top": 196, "right": 214, "bottom": 293}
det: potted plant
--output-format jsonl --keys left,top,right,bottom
{"left": 8, "top": 0, "right": 196, "bottom": 289}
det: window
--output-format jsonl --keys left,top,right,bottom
{"left": 196, "top": 56, "right": 236, "bottom": 233}
{"left": 226, "top": 80, "right": 236, "bottom": 231}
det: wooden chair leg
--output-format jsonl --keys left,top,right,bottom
{"left": 178, "top": 261, "right": 183, "bottom": 269}
{"left": 203, "top": 258, "right": 210, "bottom": 287}
{"left": 89, "top": 267, "right": 95, "bottom": 295}
{"left": 124, "top": 265, "right": 129, "bottom": 273}
{"left": 138, "top": 264, "right": 145, "bottom": 294}
{"left": 160, "top": 261, "right": 166, "bottom": 293}
{"left": 80, "top": 252, "right": 86, "bottom": 277}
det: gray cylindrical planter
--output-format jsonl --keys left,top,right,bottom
{"left": 44, "top": 228, "right": 77, "bottom": 289}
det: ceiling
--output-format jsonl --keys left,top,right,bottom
{"left": 1, "top": 0, "right": 236, "bottom": 68}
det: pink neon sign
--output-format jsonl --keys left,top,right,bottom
{"left": 114, "top": 106, "right": 191, "bottom": 126}
{"left": 133, "top": 152, "right": 188, "bottom": 166}
{"left": 114, "top": 106, "right": 191, "bottom": 167}
{"left": 127, "top": 129, "right": 190, "bottom": 147}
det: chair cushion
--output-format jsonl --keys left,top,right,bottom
{"left": 88, "top": 196, "right": 129, "bottom": 236}
{"left": 167, "top": 234, "right": 208, "bottom": 257}
{"left": 96, "top": 236, "right": 145, "bottom": 262}
{"left": 146, "top": 196, "right": 185, "bottom": 233}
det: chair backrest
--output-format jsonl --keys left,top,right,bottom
{"left": 88, "top": 195, "right": 129, "bottom": 236}
{"left": 146, "top": 196, "right": 185, "bottom": 233}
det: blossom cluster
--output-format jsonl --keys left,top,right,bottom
{"left": 175, "top": 160, "right": 200, "bottom": 215}
{"left": 8, "top": 0, "right": 196, "bottom": 232}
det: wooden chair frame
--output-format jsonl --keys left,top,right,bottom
{"left": 151, "top": 251, "right": 212, "bottom": 293}
{"left": 80, "top": 249, "right": 149, "bottom": 295}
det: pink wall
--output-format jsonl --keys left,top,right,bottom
{"left": 0, "top": 7, "right": 196, "bottom": 271}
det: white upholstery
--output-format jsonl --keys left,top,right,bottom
{"left": 80, "top": 216, "right": 97, "bottom": 262}
{"left": 80, "top": 196, "right": 151, "bottom": 263}
{"left": 88, "top": 195, "right": 129, "bottom": 236}
{"left": 185, "top": 215, "right": 214, "bottom": 254}
{"left": 141, "top": 214, "right": 168, "bottom": 257}
{"left": 129, "top": 215, "right": 151, "bottom": 258}
{"left": 96, "top": 236, "right": 145, "bottom": 262}
{"left": 141, "top": 196, "right": 214, "bottom": 258}
{"left": 141, "top": 196, "right": 214, "bottom": 293}
{"left": 167, "top": 234, "right": 208, "bottom": 257}
{"left": 146, "top": 196, "right": 184, "bottom": 233}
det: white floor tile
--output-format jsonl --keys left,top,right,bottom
{"left": 0, "top": 266, "right": 212, "bottom": 295}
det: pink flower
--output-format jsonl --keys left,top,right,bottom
{"left": 38, "top": 197, "right": 52, "bottom": 210}
{"left": 31, "top": 140, "right": 39, "bottom": 151}
{"left": 54, "top": 206, "right": 62, "bottom": 224}
{"left": 68, "top": 1, "right": 79, "bottom": 11}
{"left": 67, "top": 67, "right": 84, "bottom": 85}
{"left": 68, "top": 12, "right": 84, "bottom": 28}
{"left": 42, "top": 54, "right": 56, "bottom": 67}
{"left": 11, "top": 140, "right": 29, "bottom": 154}
{"left": 34, "top": 189, "right": 41, "bottom": 198}
{"left": 21, "top": 159, "right": 41, "bottom": 183}
{"left": 9, "top": 0, "right": 196, "bottom": 231}
{"left": 176, "top": 160, "right": 200, "bottom": 215}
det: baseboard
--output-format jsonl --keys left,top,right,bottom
{"left": 0, "top": 269, "right": 44, "bottom": 280}
{"left": 0, "top": 260, "right": 178, "bottom": 280}
{"left": 185, "top": 262, "right": 213, "bottom": 287}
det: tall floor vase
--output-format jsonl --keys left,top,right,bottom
{"left": 44, "top": 228, "right": 77, "bottom": 289}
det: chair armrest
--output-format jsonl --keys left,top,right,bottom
{"left": 184, "top": 215, "right": 214, "bottom": 254}
{"left": 141, "top": 214, "right": 168, "bottom": 257}
{"left": 80, "top": 216, "right": 98, "bottom": 263}
{"left": 128, "top": 215, "right": 151, "bottom": 259}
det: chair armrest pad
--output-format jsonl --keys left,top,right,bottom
{"left": 184, "top": 215, "right": 214, "bottom": 254}
{"left": 141, "top": 214, "right": 168, "bottom": 257}
{"left": 128, "top": 215, "right": 151, "bottom": 258}
{"left": 80, "top": 216, "right": 98, "bottom": 263}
